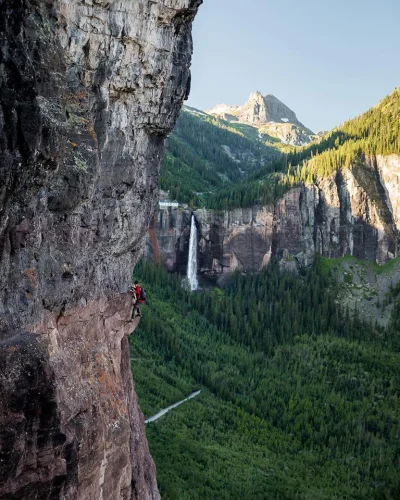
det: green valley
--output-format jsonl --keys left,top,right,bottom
{"left": 130, "top": 259, "right": 400, "bottom": 499}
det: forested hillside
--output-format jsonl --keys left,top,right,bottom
{"left": 176, "top": 88, "right": 400, "bottom": 210}
{"left": 130, "top": 259, "right": 400, "bottom": 499}
{"left": 161, "top": 106, "right": 285, "bottom": 205}
{"left": 292, "top": 86, "right": 400, "bottom": 182}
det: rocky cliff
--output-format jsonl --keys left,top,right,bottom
{"left": 0, "top": 0, "right": 201, "bottom": 498}
{"left": 147, "top": 155, "right": 400, "bottom": 277}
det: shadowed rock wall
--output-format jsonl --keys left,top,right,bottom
{"left": 147, "top": 155, "right": 400, "bottom": 278}
{"left": 0, "top": 0, "right": 201, "bottom": 498}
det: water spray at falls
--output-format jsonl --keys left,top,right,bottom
{"left": 187, "top": 215, "right": 198, "bottom": 291}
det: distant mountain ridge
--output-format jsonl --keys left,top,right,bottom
{"left": 207, "top": 91, "right": 315, "bottom": 146}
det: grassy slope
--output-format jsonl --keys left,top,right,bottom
{"left": 318, "top": 256, "right": 400, "bottom": 327}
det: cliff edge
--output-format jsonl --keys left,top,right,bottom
{"left": 148, "top": 154, "right": 400, "bottom": 276}
{"left": 0, "top": 0, "right": 201, "bottom": 498}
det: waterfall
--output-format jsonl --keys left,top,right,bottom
{"left": 187, "top": 215, "right": 199, "bottom": 291}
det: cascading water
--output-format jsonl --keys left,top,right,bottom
{"left": 187, "top": 215, "right": 199, "bottom": 291}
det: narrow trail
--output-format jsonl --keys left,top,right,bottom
{"left": 145, "top": 390, "right": 201, "bottom": 424}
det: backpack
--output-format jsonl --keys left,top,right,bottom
{"left": 139, "top": 287, "right": 147, "bottom": 302}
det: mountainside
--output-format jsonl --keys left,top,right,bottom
{"left": 161, "top": 105, "right": 284, "bottom": 204}
{"left": 0, "top": 0, "right": 201, "bottom": 498}
{"left": 208, "top": 91, "right": 315, "bottom": 145}
{"left": 149, "top": 89, "right": 400, "bottom": 289}
{"left": 161, "top": 91, "right": 327, "bottom": 205}
{"left": 205, "top": 87, "right": 400, "bottom": 210}
{"left": 293, "top": 86, "right": 400, "bottom": 182}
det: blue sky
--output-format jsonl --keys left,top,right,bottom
{"left": 187, "top": 0, "right": 400, "bottom": 132}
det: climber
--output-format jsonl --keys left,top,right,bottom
{"left": 129, "top": 284, "right": 138, "bottom": 320}
{"left": 131, "top": 280, "right": 147, "bottom": 318}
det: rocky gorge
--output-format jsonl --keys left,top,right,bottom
{"left": 147, "top": 154, "right": 400, "bottom": 278}
{"left": 0, "top": 0, "right": 201, "bottom": 498}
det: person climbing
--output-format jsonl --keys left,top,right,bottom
{"left": 129, "top": 284, "right": 138, "bottom": 321}
{"left": 132, "top": 280, "right": 146, "bottom": 318}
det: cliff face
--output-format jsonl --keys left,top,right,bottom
{"left": 148, "top": 155, "right": 400, "bottom": 277}
{"left": 0, "top": 0, "right": 201, "bottom": 498}
{"left": 147, "top": 210, "right": 192, "bottom": 273}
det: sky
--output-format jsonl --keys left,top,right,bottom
{"left": 187, "top": 0, "right": 400, "bottom": 132}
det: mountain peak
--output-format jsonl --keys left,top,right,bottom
{"left": 207, "top": 91, "right": 314, "bottom": 145}
{"left": 208, "top": 92, "right": 310, "bottom": 129}
{"left": 248, "top": 90, "right": 264, "bottom": 100}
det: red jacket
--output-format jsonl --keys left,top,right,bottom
{"left": 135, "top": 285, "right": 145, "bottom": 303}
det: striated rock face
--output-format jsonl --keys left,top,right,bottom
{"left": 258, "top": 122, "right": 314, "bottom": 146}
{"left": 0, "top": 0, "right": 201, "bottom": 498}
{"left": 148, "top": 155, "right": 400, "bottom": 278}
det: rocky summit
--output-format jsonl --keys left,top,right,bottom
{"left": 208, "top": 91, "right": 315, "bottom": 145}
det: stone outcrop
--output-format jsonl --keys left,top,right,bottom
{"left": 147, "top": 155, "right": 400, "bottom": 278}
{"left": 0, "top": 297, "right": 150, "bottom": 500}
{"left": 0, "top": 0, "right": 201, "bottom": 498}
{"left": 258, "top": 122, "right": 314, "bottom": 147}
